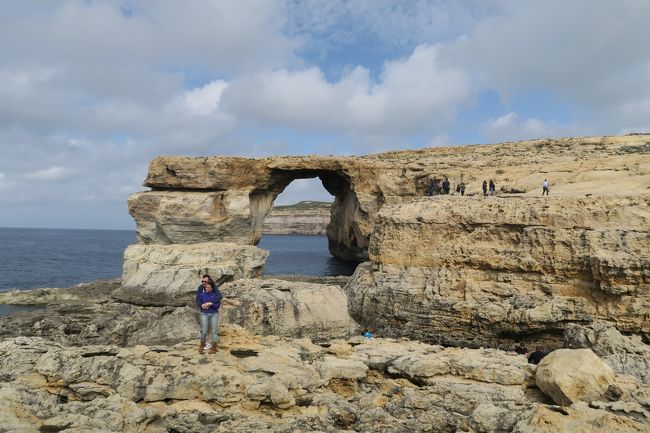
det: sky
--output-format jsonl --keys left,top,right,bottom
{"left": 1, "top": 0, "right": 649, "bottom": 230}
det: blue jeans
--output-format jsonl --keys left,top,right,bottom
{"left": 199, "top": 312, "right": 219, "bottom": 343}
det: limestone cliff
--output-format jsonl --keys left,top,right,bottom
{"left": 131, "top": 134, "right": 650, "bottom": 261}
{"left": 124, "top": 134, "right": 649, "bottom": 345}
{"left": 347, "top": 195, "right": 649, "bottom": 348}
{"left": 262, "top": 201, "right": 331, "bottom": 235}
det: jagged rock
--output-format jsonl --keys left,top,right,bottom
{"left": 564, "top": 322, "right": 650, "bottom": 384}
{"left": 513, "top": 402, "right": 649, "bottom": 433}
{"left": 0, "top": 329, "right": 648, "bottom": 432}
{"left": 0, "top": 281, "right": 198, "bottom": 347}
{"left": 113, "top": 242, "right": 268, "bottom": 306}
{"left": 221, "top": 278, "right": 358, "bottom": 341}
{"left": 387, "top": 347, "right": 532, "bottom": 386}
{"left": 136, "top": 135, "right": 650, "bottom": 262}
{"left": 535, "top": 349, "right": 615, "bottom": 405}
{"left": 346, "top": 195, "right": 650, "bottom": 347}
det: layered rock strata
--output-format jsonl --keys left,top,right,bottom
{"left": 1, "top": 326, "right": 648, "bottom": 433}
{"left": 113, "top": 242, "right": 268, "bottom": 306}
{"left": 347, "top": 195, "right": 650, "bottom": 347}
{"left": 0, "top": 279, "right": 357, "bottom": 347}
{"left": 262, "top": 201, "right": 331, "bottom": 235}
{"left": 221, "top": 279, "right": 357, "bottom": 342}
{"left": 133, "top": 135, "right": 650, "bottom": 262}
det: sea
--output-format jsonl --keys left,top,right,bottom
{"left": 0, "top": 227, "right": 357, "bottom": 295}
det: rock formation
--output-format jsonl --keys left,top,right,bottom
{"left": 119, "top": 133, "right": 649, "bottom": 349}
{"left": 347, "top": 195, "right": 650, "bottom": 348}
{"left": 1, "top": 326, "right": 648, "bottom": 433}
{"left": 262, "top": 201, "right": 331, "bottom": 235}
{"left": 1, "top": 133, "right": 649, "bottom": 431}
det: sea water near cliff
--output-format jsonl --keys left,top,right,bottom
{"left": 0, "top": 228, "right": 356, "bottom": 295}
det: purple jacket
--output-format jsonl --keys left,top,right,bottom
{"left": 197, "top": 290, "right": 222, "bottom": 314}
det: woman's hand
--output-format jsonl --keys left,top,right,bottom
{"left": 201, "top": 302, "right": 212, "bottom": 309}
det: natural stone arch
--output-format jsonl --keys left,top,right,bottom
{"left": 250, "top": 168, "right": 368, "bottom": 262}
{"left": 128, "top": 158, "right": 375, "bottom": 261}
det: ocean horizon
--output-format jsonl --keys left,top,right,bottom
{"left": 0, "top": 227, "right": 356, "bottom": 293}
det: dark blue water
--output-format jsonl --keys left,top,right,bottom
{"left": 0, "top": 229, "right": 356, "bottom": 293}
{"left": 0, "top": 227, "right": 136, "bottom": 292}
{"left": 258, "top": 234, "right": 357, "bottom": 276}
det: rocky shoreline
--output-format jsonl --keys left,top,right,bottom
{"left": 1, "top": 134, "right": 648, "bottom": 432}
{"left": 1, "top": 278, "right": 649, "bottom": 432}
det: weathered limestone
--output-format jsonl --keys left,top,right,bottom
{"left": 0, "top": 280, "right": 198, "bottom": 347}
{"left": 262, "top": 201, "right": 331, "bottom": 235}
{"left": 113, "top": 242, "right": 268, "bottom": 306}
{"left": 220, "top": 278, "right": 358, "bottom": 341}
{"left": 1, "top": 328, "right": 647, "bottom": 433}
{"left": 346, "top": 195, "right": 650, "bottom": 347}
{"left": 134, "top": 135, "right": 650, "bottom": 262}
{"left": 565, "top": 322, "right": 650, "bottom": 384}
{"left": 535, "top": 349, "right": 615, "bottom": 405}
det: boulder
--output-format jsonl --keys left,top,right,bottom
{"left": 565, "top": 322, "right": 650, "bottom": 384}
{"left": 221, "top": 279, "right": 358, "bottom": 341}
{"left": 535, "top": 349, "right": 615, "bottom": 405}
{"left": 113, "top": 242, "right": 268, "bottom": 306}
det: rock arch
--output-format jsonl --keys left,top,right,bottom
{"left": 128, "top": 157, "right": 378, "bottom": 261}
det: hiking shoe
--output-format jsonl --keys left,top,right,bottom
{"left": 209, "top": 343, "right": 217, "bottom": 354}
{"left": 204, "top": 342, "right": 212, "bottom": 351}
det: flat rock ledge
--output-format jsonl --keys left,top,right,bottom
{"left": 114, "top": 242, "right": 268, "bottom": 306}
{"left": 221, "top": 278, "right": 358, "bottom": 342}
{"left": 1, "top": 326, "right": 648, "bottom": 433}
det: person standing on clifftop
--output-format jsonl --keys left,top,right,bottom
{"left": 542, "top": 179, "right": 550, "bottom": 196}
{"left": 196, "top": 275, "right": 222, "bottom": 354}
{"left": 489, "top": 179, "right": 496, "bottom": 196}
{"left": 482, "top": 180, "right": 488, "bottom": 197}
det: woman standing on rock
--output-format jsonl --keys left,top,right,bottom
{"left": 196, "top": 278, "right": 222, "bottom": 354}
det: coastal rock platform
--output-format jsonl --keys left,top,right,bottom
{"left": 1, "top": 325, "right": 648, "bottom": 433}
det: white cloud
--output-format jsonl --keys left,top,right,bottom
{"left": 0, "top": 172, "right": 9, "bottom": 191}
{"left": 183, "top": 80, "right": 228, "bottom": 116}
{"left": 445, "top": 0, "right": 650, "bottom": 132}
{"left": 223, "top": 44, "right": 470, "bottom": 138}
{"left": 274, "top": 178, "right": 333, "bottom": 205}
{"left": 21, "top": 166, "right": 72, "bottom": 181}
{"left": 482, "top": 112, "right": 561, "bottom": 142}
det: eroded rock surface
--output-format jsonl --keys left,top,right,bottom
{"left": 221, "top": 279, "right": 357, "bottom": 342}
{"left": 347, "top": 195, "right": 650, "bottom": 347}
{"left": 565, "top": 322, "right": 650, "bottom": 384}
{"left": 113, "top": 242, "right": 268, "bottom": 306}
{"left": 1, "top": 327, "right": 648, "bottom": 433}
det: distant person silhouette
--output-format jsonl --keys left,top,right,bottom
{"left": 542, "top": 179, "right": 550, "bottom": 196}
{"left": 489, "top": 179, "right": 496, "bottom": 196}
{"left": 482, "top": 180, "right": 488, "bottom": 196}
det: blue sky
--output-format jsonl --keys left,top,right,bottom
{"left": 1, "top": 0, "right": 649, "bottom": 229}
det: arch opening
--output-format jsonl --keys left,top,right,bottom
{"left": 258, "top": 173, "right": 360, "bottom": 277}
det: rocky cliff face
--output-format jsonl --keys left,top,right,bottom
{"left": 347, "top": 195, "right": 649, "bottom": 348}
{"left": 1, "top": 134, "right": 649, "bottom": 432}
{"left": 123, "top": 134, "right": 649, "bottom": 346}
{"left": 132, "top": 135, "right": 650, "bottom": 261}
{"left": 262, "top": 201, "right": 331, "bottom": 235}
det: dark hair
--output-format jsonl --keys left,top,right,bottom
{"left": 202, "top": 274, "right": 211, "bottom": 280}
